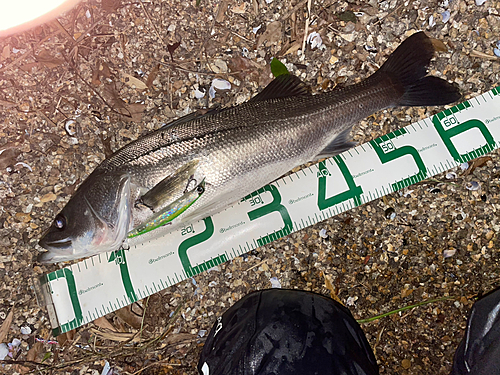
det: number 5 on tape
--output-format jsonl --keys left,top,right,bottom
{"left": 370, "top": 128, "right": 427, "bottom": 191}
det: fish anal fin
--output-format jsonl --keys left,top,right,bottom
{"left": 315, "top": 128, "right": 356, "bottom": 159}
{"left": 250, "top": 74, "right": 310, "bottom": 102}
{"left": 140, "top": 160, "right": 199, "bottom": 211}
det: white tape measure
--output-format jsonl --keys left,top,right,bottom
{"left": 34, "top": 87, "right": 500, "bottom": 335}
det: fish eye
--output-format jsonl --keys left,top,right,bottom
{"left": 54, "top": 215, "right": 66, "bottom": 230}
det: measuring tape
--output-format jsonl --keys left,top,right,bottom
{"left": 34, "top": 87, "right": 500, "bottom": 336}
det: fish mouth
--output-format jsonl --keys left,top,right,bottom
{"left": 37, "top": 237, "right": 75, "bottom": 263}
{"left": 38, "top": 236, "right": 72, "bottom": 250}
{"left": 37, "top": 250, "right": 75, "bottom": 263}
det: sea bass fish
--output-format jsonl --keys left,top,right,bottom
{"left": 38, "top": 32, "right": 460, "bottom": 263}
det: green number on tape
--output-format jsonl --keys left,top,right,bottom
{"left": 178, "top": 217, "right": 227, "bottom": 277}
{"left": 370, "top": 129, "right": 427, "bottom": 191}
{"left": 108, "top": 249, "right": 137, "bottom": 304}
{"left": 317, "top": 156, "right": 363, "bottom": 210}
{"left": 42, "top": 268, "right": 83, "bottom": 336}
{"left": 433, "top": 103, "right": 496, "bottom": 163}
{"left": 246, "top": 185, "right": 292, "bottom": 246}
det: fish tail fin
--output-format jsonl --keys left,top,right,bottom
{"left": 376, "top": 31, "right": 461, "bottom": 107}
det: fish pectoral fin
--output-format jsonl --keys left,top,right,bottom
{"left": 314, "top": 127, "right": 357, "bottom": 160}
{"left": 140, "top": 160, "right": 200, "bottom": 211}
{"left": 249, "top": 74, "right": 310, "bottom": 102}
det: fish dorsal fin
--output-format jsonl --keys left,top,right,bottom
{"left": 314, "top": 127, "right": 357, "bottom": 160}
{"left": 249, "top": 74, "right": 310, "bottom": 102}
{"left": 160, "top": 108, "right": 221, "bottom": 129}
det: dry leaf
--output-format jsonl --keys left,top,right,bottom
{"left": 123, "top": 74, "right": 148, "bottom": 90}
{"left": 472, "top": 156, "right": 492, "bottom": 168}
{"left": 99, "top": 133, "right": 114, "bottom": 158}
{"left": 0, "top": 306, "right": 14, "bottom": 342}
{"left": 102, "top": 0, "right": 121, "bottom": 13}
{"left": 163, "top": 333, "right": 196, "bottom": 346}
{"left": 0, "top": 99, "right": 17, "bottom": 108}
{"left": 19, "top": 62, "right": 40, "bottom": 73}
{"left": 0, "top": 148, "right": 21, "bottom": 170}
{"left": 103, "top": 82, "right": 146, "bottom": 121}
{"left": 231, "top": 2, "right": 247, "bottom": 13}
{"left": 228, "top": 56, "right": 272, "bottom": 87}
{"left": 1, "top": 44, "right": 11, "bottom": 61}
{"left": 463, "top": 156, "right": 492, "bottom": 176}
{"left": 56, "top": 329, "right": 75, "bottom": 346}
{"left": 123, "top": 103, "right": 146, "bottom": 122}
{"left": 13, "top": 364, "right": 31, "bottom": 374}
{"left": 100, "top": 62, "right": 112, "bottom": 78}
{"left": 322, "top": 272, "right": 342, "bottom": 304}
{"left": 94, "top": 316, "right": 117, "bottom": 331}
{"left": 216, "top": 0, "right": 230, "bottom": 22}
{"left": 36, "top": 50, "right": 64, "bottom": 69}
{"left": 469, "top": 50, "right": 497, "bottom": 60}
{"left": 401, "top": 288, "right": 414, "bottom": 298}
{"left": 257, "top": 21, "right": 282, "bottom": 47}
{"left": 167, "top": 42, "right": 181, "bottom": 62}
{"left": 103, "top": 82, "right": 127, "bottom": 111}
{"left": 89, "top": 327, "right": 140, "bottom": 342}
{"left": 115, "top": 306, "right": 143, "bottom": 329}
{"left": 92, "top": 67, "right": 101, "bottom": 87}
{"left": 284, "top": 41, "right": 302, "bottom": 55}
{"left": 145, "top": 64, "right": 160, "bottom": 88}
{"left": 26, "top": 341, "right": 43, "bottom": 362}
{"left": 321, "top": 78, "right": 331, "bottom": 91}
{"left": 430, "top": 38, "right": 448, "bottom": 52}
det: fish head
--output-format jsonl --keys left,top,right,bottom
{"left": 38, "top": 174, "right": 132, "bottom": 263}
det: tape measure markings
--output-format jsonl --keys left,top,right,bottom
{"left": 36, "top": 87, "right": 500, "bottom": 335}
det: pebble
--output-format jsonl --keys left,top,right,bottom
{"left": 198, "top": 329, "right": 207, "bottom": 338}
{"left": 442, "top": 10, "right": 451, "bottom": 23}
{"left": 346, "top": 296, "right": 358, "bottom": 306}
{"left": 0, "top": 343, "right": 8, "bottom": 360}
{"left": 401, "top": 359, "right": 411, "bottom": 369}
{"left": 270, "top": 277, "right": 281, "bottom": 288}
{"left": 465, "top": 181, "right": 481, "bottom": 191}
{"left": 340, "top": 33, "right": 355, "bottom": 42}
{"left": 208, "top": 59, "right": 228, "bottom": 74}
{"left": 307, "top": 32, "right": 323, "bottom": 49}
{"left": 443, "top": 249, "right": 457, "bottom": 258}
{"left": 385, "top": 207, "right": 396, "bottom": 220}
{"left": 429, "top": 15, "right": 436, "bottom": 27}
{"left": 194, "top": 88, "right": 206, "bottom": 99}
